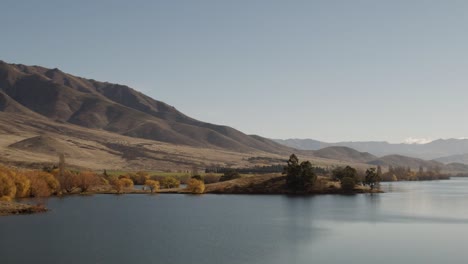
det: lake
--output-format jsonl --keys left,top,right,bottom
{"left": 2, "top": 178, "right": 468, "bottom": 264}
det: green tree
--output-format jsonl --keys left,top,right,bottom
{"left": 364, "top": 168, "right": 381, "bottom": 190}
{"left": 340, "top": 177, "right": 355, "bottom": 192}
{"left": 283, "top": 154, "right": 317, "bottom": 192}
{"left": 332, "top": 166, "right": 358, "bottom": 182}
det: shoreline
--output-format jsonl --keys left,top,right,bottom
{"left": 0, "top": 201, "right": 48, "bottom": 216}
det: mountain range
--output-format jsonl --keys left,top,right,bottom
{"left": 1, "top": 60, "right": 467, "bottom": 173}
{"left": 274, "top": 138, "right": 468, "bottom": 164}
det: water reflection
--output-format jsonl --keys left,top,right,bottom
{"left": 2, "top": 178, "right": 468, "bottom": 264}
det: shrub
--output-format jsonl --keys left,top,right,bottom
{"left": 13, "top": 172, "right": 31, "bottom": 198}
{"left": 76, "top": 171, "right": 100, "bottom": 193}
{"left": 120, "top": 178, "right": 134, "bottom": 188}
{"left": 186, "top": 179, "right": 205, "bottom": 194}
{"left": 56, "top": 170, "right": 79, "bottom": 193}
{"left": 145, "top": 180, "right": 160, "bottom": 193}
{"left": 160, "top": 177, "right": 180, "bottom": 189}
{"left": 25, "top": 171, "right": 60, "bottom": 197}
{"left": 110, "top": 178, "right": 125, "bottom": 194}
{"left": 0, "top": 171, "right": 16, "bottom": 200}
{"left": 340, "top": 177, "right": 355, "bottom": 192}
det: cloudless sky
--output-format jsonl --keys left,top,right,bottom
{"left": 2, "top": 0, "right": 468, "bottom": 143}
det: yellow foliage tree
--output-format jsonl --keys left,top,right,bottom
{"left": 12, "top": 172, "right": 31, "bottom": 198}
{"left": 76, "top": 171, "right": 100, "bottom": 193}
{"left": 0, "top": 171, "right": 17, "bottom": 201}
{"left": 160, "top": 177, "right": 180, "bottom": 189}
{"left": 25, "top": 171, "right": 60, "bottom": 197}
{"left": 144, "top": 180, "right": 160, "bottom": 193}
{"left": 120, "top": 178, "right": 134, "bottom": 189}
{"left": 186, "top": 179, "right": 205, "bottom": 194}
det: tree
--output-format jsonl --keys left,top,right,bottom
{"left": 363, "top": 168, "right": 381, "bottom": 190}
{"left": 340, "top": 177, "right": 355, "bottom": 192}
{"left": 332, "top": 166, "right": 358, "bottom": 182}
{"left": 376, "top": 166, "right": 382, "bottom": 177}
{"left": 76, "top": 171, "right": 100, "bottom": 193}
{"left": 160, "top": 177, "right": 180, "bottom": 189}
{"left": 145, "top": 180, "right": 160, "bottom": 193}
{"left": 186, "top": 179, "right": 205, "bottom": 194}
{"left": 219, "top": 170, "right": 241, "bottom": 182}
{"left": 0, "top": 171, "right": 16, "bottom": 201}
{"left": 58, "top": 153, "right": 65, "bottom": 178}
{"left": 26, "top": 171, "right": 60, "bottom": 197}
{"left": 283, "top": 154, "right": 317, "bottom": 192}
{"left": 56, "top": 170, "right": 79, "bottom": 193}
{"left": 111, "top": 178, "right": 125, "bottom": 194}
{"left": 13, "top": 172, "right": 31, "bottom": 198}
{"left": 120, "top": 178, "right": 134, "bottom": 189}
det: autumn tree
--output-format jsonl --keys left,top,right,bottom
{"left": 120, "top": 178, "right": 134, "bottom": 189}
{"left": 12, "top": 172, "right": 31, "bottom": 198}
{"left": 26, "top": 171, "right": 60, "bottom": 197}
{"left": 76, "top": 171, "right": 100, "bottom": 193}
{"left": 56, "top": 170, "right": 79, "bottom": 193}
{"left": 160, "top": 177, "right": 180, "bottom": 189}
{"left": 110, "top": 178, "right": 125, "bottom": 194}
{"left": 186, "top": 178, "right": 205, "bottom": 194}
{"left": 145, "top": 180, "right": 160, "bottom": 193}
{"left": 0, "top": 171, "right": 16, "bottom": 201}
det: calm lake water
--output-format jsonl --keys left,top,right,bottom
{"left": 2, "top": 178, "right": 468, "bottom": 264}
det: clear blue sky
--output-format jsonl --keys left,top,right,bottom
{"left": 2, "top": 0, "right": 468, "bottom": 143}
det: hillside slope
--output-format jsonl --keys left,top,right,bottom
{"left": 0, "top": 60, "right": 291, "bottom": 154}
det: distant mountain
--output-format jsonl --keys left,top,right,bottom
{"left": 313, "top": 146, "right": 377, "bottom": 163}
{"left": 0, "top": 60, "right": 292, "bottom": 154}
{"left": 275, "top": 138, "right": 468, "bottom": 162}
{"left": 434, "top": 154, "right": 468, "bottom": 165}
{"left": 368, "top": 155, "right": 442, "bottom": 169}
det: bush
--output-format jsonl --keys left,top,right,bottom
{"left": 0, "top": 171, "right": 16, "bottom": 200}
{"left": 76, "top": 171, "right": 100, "bottom": 193}
{"left": 25, "top": 171, "right": 60, "bottom": 197}
{"left": 144, "top": 180, "right": 160, "bottom": 193}
{"left": 219, "top": 170, "right": 241, "bottom": 182}
{"left": 56, "top": 170, "right": 79, "bottom": 193}
{"left": 13, "top": 172, "right": 31, "bottom": 198}
{"left": 160, "top": 177, "right": 180, "bottom": 189}
{"left": 110, "top": 178, "right": 125, "bottom": 194}
{"left": 120, "top": 178, "right": 134, "bottom": 188}
{"left": 186, "top": 179, "right": 205, "bottom": 194}
{"left": 340, "top": 177, "right": 355, "bottom": 192}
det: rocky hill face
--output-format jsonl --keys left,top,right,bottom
{"left": 0, "top": 60, "right": 291, "bottom": 154}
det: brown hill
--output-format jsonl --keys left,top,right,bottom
{"left": 368, "top": 155, "right": 442, "bottom": 169}
{"left": 0, "top": 60, "right": 292, "bottom": 154}
{"left": 314, "top": 146, "right": 377, "bottom": 163}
